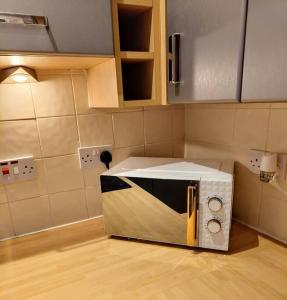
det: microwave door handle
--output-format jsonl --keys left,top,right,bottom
{"left": 188, "top": 186, "right": 193, "bottom": 218}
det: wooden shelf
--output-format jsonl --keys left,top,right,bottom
{"left": 118, "top": 3, "right": 153, "bottom": 52}
{"left": 120, "top": 51, "right": 154, "bottom": 61}
{"left": 121, "top": 59, "right": 154, "bottom": 100}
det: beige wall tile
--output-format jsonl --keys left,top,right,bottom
{"left": 10, "top": 196, "right": 51, "bottom": 235}
{"left": 234, "top": 103, "right": 270, "bottom": 109}
{"left": 49, "top": 189, "right": 88, "bottom": 226}
{"left": 271, "top": 103, "right": 287, "bottom": 109}
{"left": 82, "top": 165, "right": 106, "bottom": 187}
{"left": 233, "top": 163, "right": 262, "bottom": 227}
{"left": 144, "top": 109, "right": 172, "bottom": 143}
{"left": 0, "top": 83, "right": 35, "bottom": 121}
{"left": 172, "top": 108, "right": 185, "bottom": 140}
{"left": 145, "top": 141, "right": 173, "bottom": 157}
{"left": 85, "top": 186, "right": 102, "bottom": 218}
{"left": 31, "top": 74, "right": 75, "bottom": 117}
{"left": 44, "top": 155, "right": 84, "bottom": 194}
{"left": 113, "top": 111, "right": 144, "bottom": 148}
{"left": 5, "top": 160, "right": 47, "bottom": 202}
{"left": 0, "top": 120, "right": 41, "bottom": 160}
{"left": 78, "top": 113, "right": 114, "bottom": 147}
{"left": 112, "top": 145, "right": 145, "bottom": 165}
{"left": 187, "top": 103, "right": 237, "bottom": 110}
{"left": 233, "top": 109, "right": 269, "bottom": 150}
{"left": 267, "top": 109, "right": 287, "bottom": 153}
{"left": 185, "top": 141, "right": 235, "bottom": 161}
{"left": 260, "top": 184, "right": 287, "bottom": 241}
{"left": 0, "top": 204, "right": 14, "bottom": 239}
{"left": 173, "top": 140, "right": 185, "bottom": 158}
{"left": 38, "top": 116, "right": 79, "bottom": 157}
{"left": 187, "top": 108, "right": 235, "bottom": 146}
{"left": 0, "top": 186, "right": 7, "bottom": 204}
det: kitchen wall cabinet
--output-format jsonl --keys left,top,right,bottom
{"left": 0, "top": 0, "right": 113, "bottom": 54}
{"left": 167, "top": 0, "right": 247, "bottom": 103}
{"left": 242, "top": 0, "right": 287, "bottom": 102}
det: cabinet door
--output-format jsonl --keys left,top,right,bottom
{"left": 167, "top": 0, "right": 247, "bottom": 103}
{"left": 0, "top": 0, "right": 114, "bottom": 54}
{"left": 242, "top": 0, "right": 287, "bottom": 102}
{"left": 42, "top": 0, "right": 113, "bottom": 54}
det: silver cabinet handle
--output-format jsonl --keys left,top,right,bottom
{"left": 0, "top": 12, "right": 48, "bottom": 27}
{"left": 169, "top": 32, "right": 183, "bottom": 85}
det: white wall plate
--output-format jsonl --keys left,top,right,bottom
{"left": 79, "top": 145, "right": 112, "bottom": 169}
{"left": 0, "top": 156, "right": 35, "bottom": 184}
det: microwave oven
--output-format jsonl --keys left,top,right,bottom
{"left": 100, "top": 157, "right": 234, "bottom": 251}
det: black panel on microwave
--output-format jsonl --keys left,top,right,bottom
{"left": 100, "top": 176, "right": 131, "bottom": 193}
{"left": 127, "top": 177, "right": 198, "bottom": 214}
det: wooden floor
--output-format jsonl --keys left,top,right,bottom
{"left": 0, "top": 218, "right": 286, "bottom": 300}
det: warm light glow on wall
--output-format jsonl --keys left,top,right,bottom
{"left": 0, "top": 66, "right": 38, "bottom": 84}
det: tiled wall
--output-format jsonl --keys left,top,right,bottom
{"left": 2, "top": 71, "right": 285, "bottom": 244}
{"left": 185, "top": 103, "right": 287, "bottom": 242}
{"left": 0, "top": 69, "right": 184, "bottom": 240}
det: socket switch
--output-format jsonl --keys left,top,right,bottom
{"left": 0, "top": 156, "right": 36, "bottom": 184}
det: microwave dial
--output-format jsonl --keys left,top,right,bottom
{"left": 207, "top": 219, "right": 222, "bottom": 234}
{"left": 208, "top": 196, "right": 223, "bottom": 212}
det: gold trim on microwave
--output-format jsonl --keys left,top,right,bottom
{"left": 187, "top": 184, "right": 198, "bottom": 247}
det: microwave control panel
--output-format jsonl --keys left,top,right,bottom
{"left": 198, "top": 180, "right": 233, "bottom": 251}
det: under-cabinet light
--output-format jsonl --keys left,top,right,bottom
{"left": 0, "top": 66, "right": 38, "bottom": 84}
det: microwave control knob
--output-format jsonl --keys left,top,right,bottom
{"left": 207, "top": 219, "right": 221, "bottom": 234}
{"left": 208, "top": 197, "right": 223, "bottom": 212}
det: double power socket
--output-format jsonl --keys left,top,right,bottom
{"left": 79, "top": 145, "right": 112, "bottom": 169}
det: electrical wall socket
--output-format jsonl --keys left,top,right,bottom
{"left": 247, "top": 150, "right": 287, "bottom": 179}
{"left": 0, "top": 156, "right": 36, "bottom": 184}
{"left": 79, "top": 145, "right": 112, "bottom": 169}
{"left": 247, "top": 150, "right": 262, "bottom": 175}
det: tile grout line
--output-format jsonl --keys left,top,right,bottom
{"left": 69, "top": 71, "right": 89, "bottom": 216}
{"left": 70, "top": 71, "right": 81, "bottom": 149}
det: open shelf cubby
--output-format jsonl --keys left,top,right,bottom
{"left": 118, "top": 4, "right": 153, "bottom": 52}
{"left": 121, "top": 59, "right": 154, "bottom": 101}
